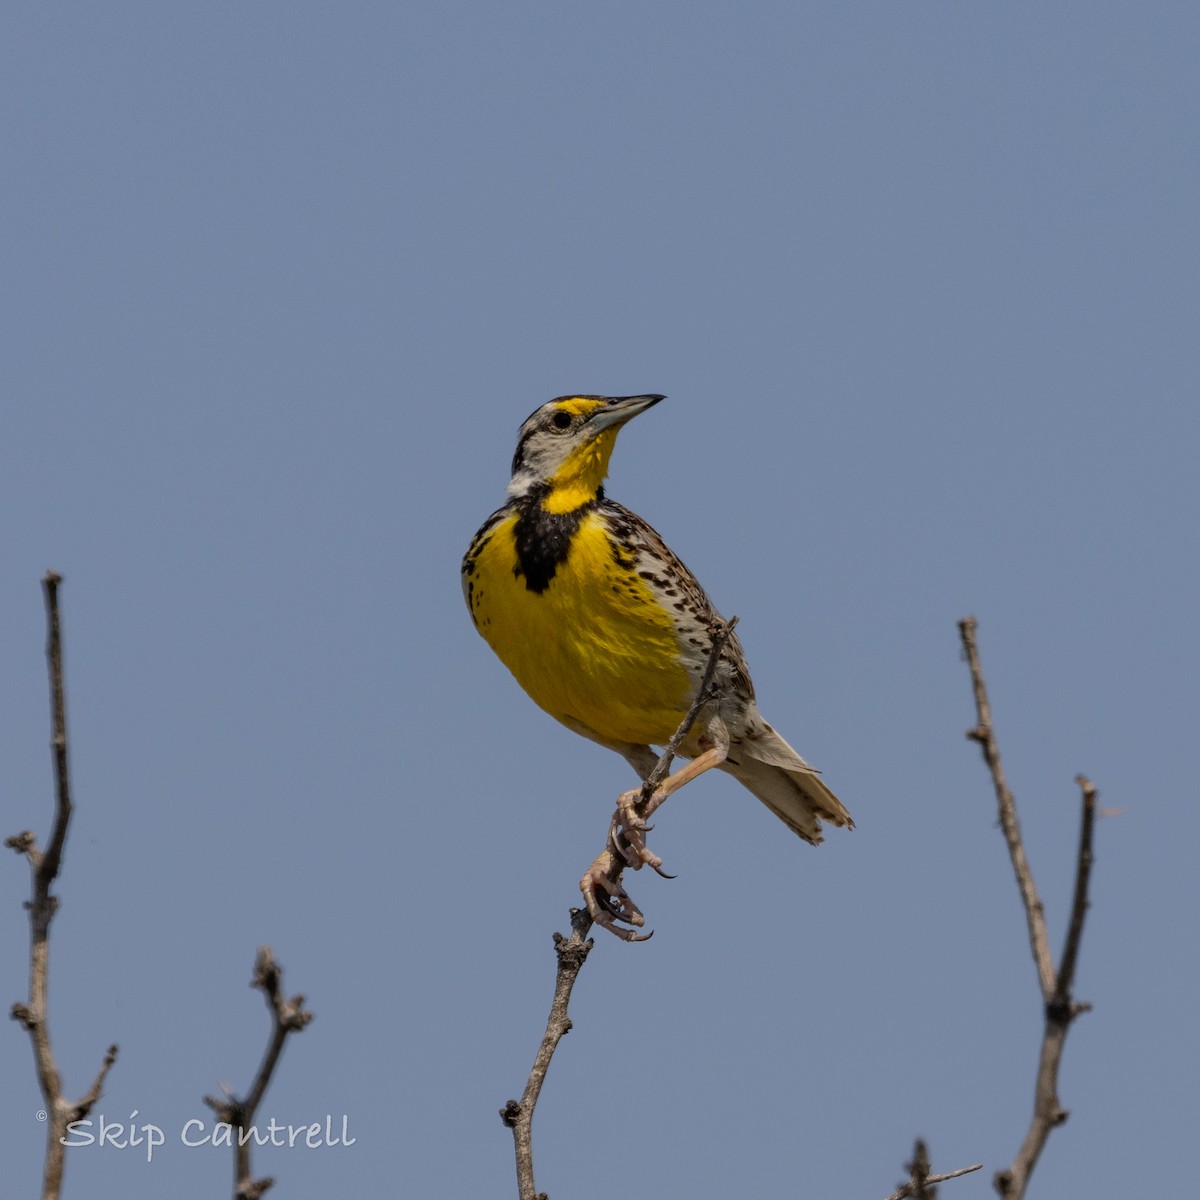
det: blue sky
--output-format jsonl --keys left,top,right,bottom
{"left": 2, "top": 4, "right": 1197, "bottom": 1197}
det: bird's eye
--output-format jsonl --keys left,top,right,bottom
{"left": 550, "top": 411, "right": 572, "bottom": 431}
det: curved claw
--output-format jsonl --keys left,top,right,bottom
{"left": 596, "top": 913, "right": 654, "bottom": 942}
{"left": 580, "top": 852, "right": 657, "bottom": 942}
{"left": 584, "top": 773, "right": 684, "bottom": 939}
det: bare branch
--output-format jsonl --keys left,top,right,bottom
{"left": 204, "top": 947, "right": 313, "bottom": 1200}
{"left": 500, "top": 909, "right": 593, "bottom": 1200}
{"left": 501, "top": 623, "right": 734, "bottom": 1199}
{"left": 71, "top": 1043, "right": 120, "bottom": 1123}
{"left": 883, "top": 1138, "right": 983, "bottom": 1199}
{"left": 1054, "top": 776, "right": 1097, "bottom": 1010}
{"left": 957, "top": 616, "right": 1055, "bottom": 1000}
{"left": 8, "top": 573, "right": 119, "bottom": 1200}
{"left": 957, "top": 618, "right": 1100, "bottom": 1200}
{"left": 41, "top": 572, "right": 73, "bottom": 888}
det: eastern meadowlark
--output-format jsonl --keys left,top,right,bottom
{"left": 462, "top": 395, "right": 851, "bottom": 932}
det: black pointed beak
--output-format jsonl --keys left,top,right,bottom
{"left": 588, "top": 394, "right": 665, "bottom": 431}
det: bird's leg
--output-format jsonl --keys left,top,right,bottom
{"left": 612, "top": 715, "right": 731, "bottom": 870}
{"left": 575, "top": 724, "right": 731, "bottom": 940}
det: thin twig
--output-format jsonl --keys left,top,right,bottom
{"left": 499, "top": 908, "right": 592, "bottom": 1200}
{"left": 1054, "top": 776, "right": 1097, "bottom": 1011}
{"left": 584, "top": 617, "right": 739, "bottom": 940}
{"left": 957, "top": 618, "right": 1100, "bottom": 1200}
{"left": 638, "top": 615, "right": 738, "bottom": 804}
{"left": 203, "top": 947, "right": 313, "bottom": 1200}
{"left": 957, "top": 617, "right": 1055, "bottom": 1000}
{"left": 501, "top": 621, "right": 735, "bottom": 1200}
{"left": 883, "top": 1137, "right": 983, "bottom": 1199}
{"left": 6, "top": 572, "right": 119, "bottom": 1200}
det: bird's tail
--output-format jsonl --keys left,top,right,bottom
{"left": 719, "top": 724, "right": 852, "bottom": 845}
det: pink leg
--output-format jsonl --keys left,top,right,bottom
{"left": 582, "top": 717, "right": 731, "bottom": 939}
{"left": 612, "top": 716, "right": 730, "bottom": 871}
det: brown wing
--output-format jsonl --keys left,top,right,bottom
{"left": 597, "top": 498, "right": 756, "bottom": 706}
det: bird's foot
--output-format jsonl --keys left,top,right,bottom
{"left": 578, "top": 795, "right": 678, "bottom": 941}
{"left": 610, "top": 789, "right": 676, "bottom": 879}
{"left": 579, "top": 849, "right": 653, "bottom": 942}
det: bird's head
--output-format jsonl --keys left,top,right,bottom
{"left": 507, "top": 394, "right": 664, "bottom": 512}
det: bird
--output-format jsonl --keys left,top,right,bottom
{"left": 461, "top": 394, "right": 851, "bottom": 933}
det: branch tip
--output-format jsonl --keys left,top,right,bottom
{"left": 885, "top": 1138, "right": 983, "bottom": 1199}
{"left": 210, "top": 948, "right": 313, "bottom": 1195}
{"left": 958, "top": 618, "right": 1102, "bottom": 1200}
{"left": 73, "top": 1043, "right": 120, "bottom": 1119}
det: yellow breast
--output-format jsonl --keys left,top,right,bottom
{"left": 465, "top": 509, "right": 693, "bottom": 747}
